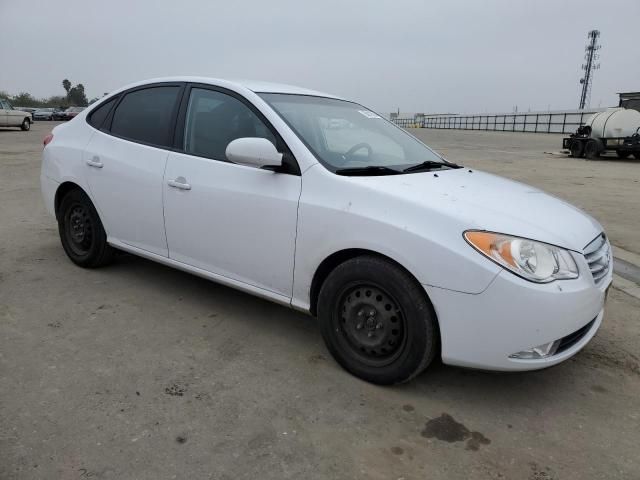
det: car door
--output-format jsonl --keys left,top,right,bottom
{"left": 83, "top": 84, "right": 183, "bottom": 257}
{"left": 4, "top": 102, "right": 22, "bottom": 126}
{"left": 163, "top": 85, "right": 301, "bottom": 298}
{"left": 0, "top": 100, "right": 9, "bottom": 126}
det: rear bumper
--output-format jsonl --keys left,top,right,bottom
{"left": 424, "top": 265, "right": 611, "bottom": 371}
{"left": 40, "top": 173, "right": 59, "bottom": 218}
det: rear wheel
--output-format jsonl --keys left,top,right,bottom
{"left": 616, "top": 150, "right": 631, "bottom": 159}
{"left": 57, "top": 189, "right": 114, "bottom": 268}
{"left": 318, "top": 255, "right": 438, "bottom": 385}
{"left": 585, "top": 139, "right": 603, "bottom": 159}
{"left": 570, "top": 140, "right": 584, "bottom": 158}
{"left": 20, "top": 118, "right": 30, "bottom": 131}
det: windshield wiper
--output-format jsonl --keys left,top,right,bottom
{"left": 403, "top": 160, "right": 461, "bottom": 173}
{"left": 335, "top": 166, "right": 402, "bottom": 176}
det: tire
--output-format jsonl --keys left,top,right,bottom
{"left": 20, "top": 118, "right": 31, "bottom": 131}
{"left": 616, "top": 150, "right": 631, "bottom": 159}
{"left": 57, "top": 189, "right": 114, "bottom": 268}
{"left": 570, "top": 140, "right": 584, "bottom": 158}
{"left": 585, "top": 139, "right": 603, "bottom": 159}
{"left": 634, "top": 153, "right": 640, "bottom": 160}
{"left": 317, "top": 255, "right": 438, "bottom": 385}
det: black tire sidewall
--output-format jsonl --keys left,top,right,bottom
{"left": 21, "top": 119, "right": 30, "bottom": 131}
{"left": 585, "top": 140, "right": 600, "bottom": 159}
{"left": 57, "top": 189, "right": 111, "bottom": 268}
{"left": 318, "top": 256, "right": 437, "bottom": 384}
{"left": 570, "top": 141, "right": 584, "bottom": 158}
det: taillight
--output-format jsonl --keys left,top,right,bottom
{"left": 43, "top": 133, "right": 54, "bottom": 147}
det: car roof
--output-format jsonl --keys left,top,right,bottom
{"left": 111, "top": 76, "right": 343, "bottom": 100}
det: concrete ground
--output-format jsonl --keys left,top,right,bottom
{"left": 1, "top": 122, "right": 639, "bottom": 480}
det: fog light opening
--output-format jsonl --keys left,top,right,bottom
{"left": 509, "top": 340, "right": 561, "bottom": 360}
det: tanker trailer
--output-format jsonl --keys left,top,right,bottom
{"left": 563, "top": 107, "right": 640, "bottom": 159}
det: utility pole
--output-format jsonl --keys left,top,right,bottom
{"left": 578, "top": 29, "right": 601, "bottom": 109}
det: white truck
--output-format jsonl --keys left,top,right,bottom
{"left": 564, "top": 92, "right": 640, "bottom": 160}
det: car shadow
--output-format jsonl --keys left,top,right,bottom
{"left": 104, "top": 251, "right": 319, "bottom": 337}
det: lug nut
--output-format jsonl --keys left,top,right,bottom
{"left": 376, "top": 323, "right": 383, "bottom": 329}
{"left": 356, "top": 323, "right": 363, "bottom": 330}
{"left": 357, "top": 310, "right": 364, "bottom": 317}
{"left": 367, "top": 331, "right": 374, "bottom": 338}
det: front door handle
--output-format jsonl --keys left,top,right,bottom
{"left": 86, "top": 156, "right": 103, "bottom": 168}
{"left": 167, "top": 177, "right": 191, "bottom": 190}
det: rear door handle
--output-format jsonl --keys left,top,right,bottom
{"left": 168, "top": 177, "right": 191, "bottom": 190}
{"left": 86, "top": 156, "right": 103, "bottom": 168}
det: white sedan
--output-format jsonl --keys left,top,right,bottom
{"left": 0, "top": 99, "right": 32, "bottom": 130}
{"left": 40, "top": 77, "right": 611, "bottom": 384}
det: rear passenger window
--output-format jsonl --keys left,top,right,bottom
{"left": 87, "top": 97, "right": 117, "bottom": 129}
{"left": 183, "top": 88, "right": 276, "bottom": 161}
{"left": 110, "top": 86, "right": 180, "bottom": 147}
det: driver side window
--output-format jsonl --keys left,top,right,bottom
{"left": 184, "top": 88, "right": 276, "bottom": 162}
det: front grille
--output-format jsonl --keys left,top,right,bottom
{"left": 556, "top": 319, "right": 596, "bottom": 354}
{"left": 583, "top": 233, "right": 611, "bottom": 285}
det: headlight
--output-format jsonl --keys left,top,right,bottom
{"left": 464, "top": 231, "right": 578, "bottom": 283}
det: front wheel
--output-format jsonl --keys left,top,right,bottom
{"left": 20, "top": 118, "right": 31, "bottom": 131}
{"left": 57, "top": 189, "right": 114, "bottom": 268}
{"left": 318, "top": 256, "right": 438, "bottom": 384}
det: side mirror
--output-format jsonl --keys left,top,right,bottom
{"left": 226, "top": 137, "right": 283, "bottom": 169}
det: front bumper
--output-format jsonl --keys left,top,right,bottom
{"left": 424, "top": 261, "right": 611, "bottom": 371}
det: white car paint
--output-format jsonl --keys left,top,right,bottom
{"left": 83, "top": 130, "right": 170, "bottom": 256}
{"left": 41, "top": 76, "right": 612, "bottom": 371}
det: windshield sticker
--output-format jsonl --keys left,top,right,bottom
{"left": 358, "top": 110, "right": 382, "bottom": 119}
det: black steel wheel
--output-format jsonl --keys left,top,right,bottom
{"left": 570, "top": 140, "right": 584, "bottom": 158}
{"left": 57, "top": 189, "right": 114, "bottom": 268}
{"left": 336, "top": 284, "right": 407, "bottom": 367}
{"left": 318, "top": 255, "right": 438, "bottom": 384}
{"left": 64, "top": 203, "right": 94, "bottom": 256}
{"left": 20, "top": 118, "right": 31, "bottom": 131}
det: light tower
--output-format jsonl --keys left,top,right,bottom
{"left": 578, "top": 30, "right": 601, "bottom": 109}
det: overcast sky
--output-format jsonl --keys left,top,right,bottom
{"left": 1, "top": 0, "right": 638, "bottom": 114}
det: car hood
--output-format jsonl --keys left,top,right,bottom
{"left": 349, "top": 168, "right": 602, "bottom": 251}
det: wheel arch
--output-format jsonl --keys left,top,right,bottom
{"left": 309, "top": 248, "right": 434, "bottom": 318}
{"left": 54, "top": 181, "right": 87, "bottom": 219}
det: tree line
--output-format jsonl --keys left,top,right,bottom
{"left": 0, "top": 79, "right": 98, "bottom": 108}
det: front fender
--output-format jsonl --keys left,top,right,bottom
{"left": 292, "top": 166, "right": 501, "bottom": 311}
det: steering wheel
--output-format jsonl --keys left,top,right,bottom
{"left": 344, "top": 142, "right": 373, "bottom": 158}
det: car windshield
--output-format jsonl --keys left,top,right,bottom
{"left": 259, "top": 93, "right": 452, "bottom": 174}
